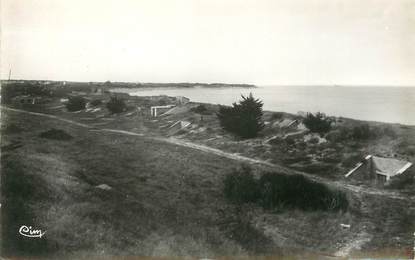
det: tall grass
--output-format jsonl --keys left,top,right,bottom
{"left": 224, "top": 166, "right": 348, "bottom": 212}
{"left": 1, "top": 160, "right": 54, "bottom": 257}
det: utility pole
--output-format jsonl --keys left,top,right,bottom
{"left": 8, "top": 68, "right": 12, "bottom": 80}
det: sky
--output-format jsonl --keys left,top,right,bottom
{"left": 1, "top": 0, "right": 414, "bottom": 86}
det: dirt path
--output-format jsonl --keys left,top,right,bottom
{"left": 2, "top": 106, "right": 410, "bottom": 202}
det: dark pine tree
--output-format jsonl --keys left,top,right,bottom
{"left": 217, "top": 93, "right": 264, "bottom": 138}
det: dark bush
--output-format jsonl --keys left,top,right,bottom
{"left": 382, "top": 126, "right": 397, "bottom": 138}
{"left": 386, "top": 169, "right": 414, "bottom": 190}
{"left": 307, "top": 136, "right": 320, "bottom": 144}
{"left": 270, "top": 112, "right": 284, "bottom": 121}
{"left": 341, "top": 153, "right": 364, "bottom": 168}
{"left": 258, "top": 173, "right": 348, "bottom": 211}
{"left": 224, "top": 165, "right": 260, "bottom": 203}
{"left": 191, "top": 104, "right": 211, "bottom": 115}
{"left": 90, "top": 99, "right": 102, "bottom": 106}
{"left": 158, "top": 99, "right": 168, "bottom": 106}
{"left": 106, "top": 97, "right": 127, "bottom": 114}
{"left": 39, "top": 128, "right": 73, "bottom": 141}
{"left": 320, "top": 154, "right": 342, "bottom": 164}
{"left": 303, "top": 112, "right": 333, "bottom": 135}
{"left": 224, "top": 167, "right": 348, "bottom": 212}
{"left": 217, "top": 93, "right": 264, "bottom": 139}
{"left": 292, "top": 162, "right": 336, "bottom": 176}
{"left": 1, "top": 82, "right": 51, "bottom": 104}
{"left": 325, "top": 127, "right": 351, "bottom": 142}
{"left": 351, "top": 124, "right": 371, "bottom": 140}
{"left": 66, "top": 96, "right": 86, "bottom": 111}
{"left": 351, "top": 124, "right": 396, "bottom": 140}
{"left": 2, "top": 123, "right": 24, "bottom": 134}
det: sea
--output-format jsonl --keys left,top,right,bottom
{"left": 113, "top": 85, "right": 415, "bottom": 125}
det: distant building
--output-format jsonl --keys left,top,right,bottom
{"left": 150, "top": 105, "right": 175, "bottom": 117}
{"left": 345, "top": 155, "right": 412, "bottom": 184}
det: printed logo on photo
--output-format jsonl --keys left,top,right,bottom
{"left": 19, "top": 225, "right": 46, "bottom": 238}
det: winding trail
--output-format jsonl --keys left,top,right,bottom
{"left": 2, "top": 106, "right": 409, "bottom": 202}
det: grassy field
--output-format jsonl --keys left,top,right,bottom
{"left": 1, "top": 105, "right": 415, "bottom": 259}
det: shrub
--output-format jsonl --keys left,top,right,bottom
{"left": 350, "top": 124, "right": 396, "bottom": 140}
{"left": 351, "top": 124, "right": 371, "bottom": 140}
{"left": 191, "top": 104, "right": 211, "bottom": 115}
{"left": 217, "top": 93, "right": 264, "bottom": 138}
{"left": 270, "top": 112, "right": 284, "bottom": 121}
{"left": 66, "top": 96, "right": 86, "bottom": 111}
{"left": 106, "top": 97, "right": 127, "bottom": 114}
{"left": 90, "top": 99, "right": 102, "bottom": 106}
{"left": 1, "top": 82, "right": 51, "bottom": 104}
{"left": 303, "top": 112, "right": 333, "bottom": 135}
{"left": 293, "top": 162, "right": 336, "bottom": 176}
{"left": 308, "top": 136, "right": 320, "bottom": 144}
{"left": 382, "top": 126, "right": 397, "bottom": 138}
{"left": 223, "top": 165, "right": 260, "bottom": 203}
{"left": 325, "top": 127, "right": 351, "bottom": 142}
{"left": 39, "top": 128, "right": 73, "bottom": 140}
{"left": 2, "top": 123, "right": 24, "bottom": 134}
{"left": 341, "top": 153, "right": 364, "bottom": 168}
{"left": 258, "top": 172, "right": 348, "bottom": 211}
{"left": 386, "top": 169, "right": 414, "bottom": 190}
{"left": 223, "top": 167, "right": 348, "bottom": 212}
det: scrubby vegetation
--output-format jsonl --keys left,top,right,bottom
{"left": 326, "top": 124, "right": 397, "bottom": 143}
{"left": 1, "top": 160, "right": 53, "bottom": 256}
{"left": 66, "top": 96, "right": 86, "bottom": 111}
{"left": 224, "top": 166, "right": 348, "bottom": 212}
{"left": 1, "top": 82, "right": 51, "bottom": 104}
{"left": 90, "top": 99, "right": 102, "bottom": 106}
{"left": 191, "top": 104, "right": 211, "bottom": 115}
{"left": 39, "top": 128, "right": 73, "bottom": 140}
{"left": 302, "top": 112, "right": 333, "bottom": 135}
{"left": 106, "top": 97, "right": 127, "bottom": 114}
{"left": 1, "top": 123, "right": 24, "bottom": 134}
{"left": 224, "top": 165, "right": 260, "bottom": 203}
{"left": 270, "top": 112, "right": 284, "bottom": 121}
{"left": 217, "top": 93, "right": 264, "bottom": 138}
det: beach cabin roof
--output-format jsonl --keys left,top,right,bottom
{"left": 345, "top": 155, "right": 412, "bottom": 180}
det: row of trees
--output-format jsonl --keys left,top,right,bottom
{"left": 66, "top": 96, "right": 126, "bottom": 114}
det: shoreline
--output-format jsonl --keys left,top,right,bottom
{"left": 112, "top": 89, "right": 415, "bottom": 127}
{"left": 2, "top": 79, "right": 413, "bottom": 125}
{"left": 111, "top": 87, "right": 415, "bottom": 126}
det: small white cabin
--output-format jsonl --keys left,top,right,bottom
{"left": 150, "top": 105, "right": 175, "bottom": 117}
